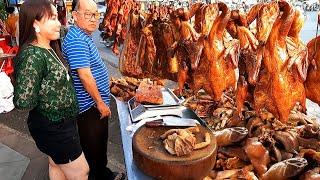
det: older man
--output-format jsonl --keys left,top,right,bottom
{"left": 62, "top": 0, "right": 124, "bottom": 179}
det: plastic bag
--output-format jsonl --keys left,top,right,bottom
{"left": 0, "top": 62, "right": 14, "bottom": 113}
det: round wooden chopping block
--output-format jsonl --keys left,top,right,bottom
{"left": 132, "top": 125, "right": 217, "bottom": 180}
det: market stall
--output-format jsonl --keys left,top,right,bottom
{"left": 106, "top": 0, "right": 320, "bottom": 179}
{"left": 114, "top": 92, "right": 217, "bottom": 180}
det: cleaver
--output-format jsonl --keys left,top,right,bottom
{"left": 145, "top": 116, "right": 198, "bottom": 127}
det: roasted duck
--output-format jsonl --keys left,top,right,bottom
{"left": 305, "top": 36, "right": 320, "bottom": 105}
{"left": 254, "top": 1, "right": 307, "bottom": 123}
{"left": 193, "top": 2, "right": 239, "bottom": 101}
{"left": 227, "top": 9, "right": 259, "bottom": 119}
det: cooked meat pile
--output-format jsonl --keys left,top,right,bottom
{"left": 110, "top": 77, "right": 140, "bottom": 101}
{"left": 160, "top": 126, "right": 211, "bottom": 156}
{"left": 110, "top": 77, "right": 164, "bottom": 101}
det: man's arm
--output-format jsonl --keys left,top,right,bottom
{"left": 77, "top": 67, "right": 111, "bottom": 119}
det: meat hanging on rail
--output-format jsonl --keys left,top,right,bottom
{"left": 100, "top": 0, "right": 139, "bottom": 55}
{"left": 117, "top": 1, "right": 314, "bottom": 121}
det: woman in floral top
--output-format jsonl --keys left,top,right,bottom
{"left": 13, "top": 0, "right": 89, "bottom": 179}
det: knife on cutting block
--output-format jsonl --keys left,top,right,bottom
{"left": 145, "top": 116, "right": 198, "bottom": 127}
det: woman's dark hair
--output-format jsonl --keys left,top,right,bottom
{"left": 6, "top": 7, "right": 15, "bottom": 14}
{"left": 18, "top": 0, "right": 65, "bottom": 63}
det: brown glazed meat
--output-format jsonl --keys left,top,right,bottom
{"left": 192, "top": 2, "right": 239, "bottom": 101}
{"left": 305, "top": 36, "right": 320, "bottom": 105}
{"left": 194, "top": 3, "right": 218, "bottom": 36}
{"left": 299, "top": 168, "right": 320, "bottom": 180}
{"left": 170, "top": 7, "right": 204, "bottom": 95}
{"left": 262, "top": 158, "right": 308, "bottom": 180}
{"left": 244, "top": 138, "right": 270, "bottom": 177}
{"left": 161, "top": 127, "right": 198, "bottom": 156}
{"left": 134, "top": 82, "right": 163, "bottom": 105}
{"left": 140, "top": 24, "right": 157, "bottom": 75}
{"left": 229, "top": 9, "right": 260, "bottom": 119}
{"left": 101, "top": 0, "right": 137, "bottom": 55}
{"left": 119, "top": 10, "right": 144, "bottom": 77}
{"left": 254, "top": 1, "right": 307, "bottom": 122}
{"left": 214, "top": 127, "right": 248, "bottom": 147}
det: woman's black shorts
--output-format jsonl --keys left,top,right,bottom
{"left": 27, "top": 109, "right": 82, "bottom": 164}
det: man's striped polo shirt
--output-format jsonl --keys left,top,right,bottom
{"left": 62, "top": 25, "right": 110, "bottom": 113}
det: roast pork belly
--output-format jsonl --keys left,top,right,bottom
{"left": 135, "top": 82, "right": 163, "bottom": 105}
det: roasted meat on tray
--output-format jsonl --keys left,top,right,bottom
{"left": 135, "top": 82, "right": 163, "bottom": 105}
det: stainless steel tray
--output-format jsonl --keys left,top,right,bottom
{"left": 128, "top": 100, "right": 184, "bottom": 123}
{"left": 128, "top": 103, "right": 203, "bottom": 124}
{"left": 127, "top": 88, "right": 185, "bottom": 122}
{"left": 143, "top": 88, "right": 184, "bottom": 108}
{"left": 129, "top": 88, "right": 183, "bottom": 108}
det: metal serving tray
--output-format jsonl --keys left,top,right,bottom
{"left": 144, "top": 87, "right": 184, "bottom": 108}
{"left": 128, "top": 104, "right": 203, "bottom": 124}
{"left": 128, "top": 88, "right": 185, "bottom": 122}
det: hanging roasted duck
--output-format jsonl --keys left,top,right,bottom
{"left": 151, "top": 10, "right": 179, "bottom": 81}
{"left": 227, "top": 9, "right": 259, "bottom": 120}
{"left": 305, "top": 35, "right": 320, "bottom": 105}
{"left": 254, "top": 1, "right": 308, "bottom": 123}
{"left": 286, "top": 8, "right": 309, "bottom": 82}
{"left": 192, "top": 2, "right": 239, "bottom": 102}
{"left": 171, "top": 4, "right": 216, "bottom": 95}
{"left": 232, "top": 2, "right": 281, "bottom": 120}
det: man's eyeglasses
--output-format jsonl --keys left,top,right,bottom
{"left": 77, "top": 11, "right": 100, "bottom": 20}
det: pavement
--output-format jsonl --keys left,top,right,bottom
{"left": 0, "top": 9, "right": 319, "bottom": 180}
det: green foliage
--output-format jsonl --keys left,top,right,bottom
{"left": 0, "top": 0, "right": 7, "bottom": 20}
